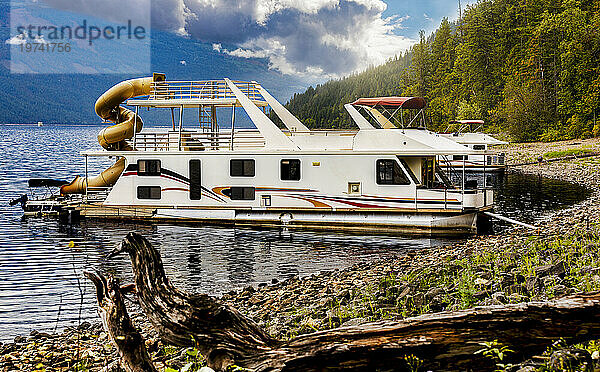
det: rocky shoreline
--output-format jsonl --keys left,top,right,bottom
{"left": 2, "top": 139, "right": 600, "bottom": 371}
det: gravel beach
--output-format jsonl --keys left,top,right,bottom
{"left": 2, "top": 139, "right": 600, "bottom": 371}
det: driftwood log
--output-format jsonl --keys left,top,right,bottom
{"left": 84, "top": 271, "right": 157, "bottom": 372}
{"left": 109, "top": 233, "right": 277, "bottom": 370}
{"left": 87, "top": 232, "right": 600, "bottom": 371}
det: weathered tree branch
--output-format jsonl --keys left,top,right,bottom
{"left": 84, "top": 271, "right": 157, "bottom": 372}
{"left": 109, "top": 233, "right": 277, "bottom": 370}
{"left": 89, "top": 232, "right": 600, "bottom": 371}
{"left": 247, "top": 292, "right": 600, "bottom": 371}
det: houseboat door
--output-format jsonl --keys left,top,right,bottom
{"left": 189, "top": 159, "right": 201, "bottom": 200}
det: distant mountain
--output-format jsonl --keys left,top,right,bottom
{"left": 0, "top": 2, "right": 316, "bottom": 125}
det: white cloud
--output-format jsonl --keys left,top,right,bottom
{"left": 5, "top": 34, "right": 27, "bottom": 45}
{"left": 5, "top": 33, "right": 49, "bottom": 45}
{"left": 34, "top": 35, "right": 49, "bottom": 44}
{"left": 225, "top": 47, "right": 271, "bottom": 59}
{"left": 188, "top": 0, "right": 414, "bottom": 77}
{"left": 37, "top": 0, "right": 416, "bottom": 78}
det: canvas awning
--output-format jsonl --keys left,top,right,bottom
{"left": 352, "top": 96, "right": 426, "bottom": 109}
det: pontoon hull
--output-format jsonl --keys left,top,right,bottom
{"left": 78, "top": 204, "right": 485, "bottom": 236}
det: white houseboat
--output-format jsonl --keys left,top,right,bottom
{"left": 20, "top": 74, "right": 495, "bottom": 235}
{"left": 438, "top": 120, "right": 507, "bottom": 172}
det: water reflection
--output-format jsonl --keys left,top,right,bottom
{"left": 0, "top": 125, "right": 590, "bottom": 341}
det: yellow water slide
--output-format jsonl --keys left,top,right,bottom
{"left": 61, "top": 73, "right": 165, "bottom": 195}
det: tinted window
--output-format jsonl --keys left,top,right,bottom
{"left": 230, "top": 187, "right": 255, "bottom": 200}
{"left": 376, "top": 159, "right": 410, "bottom": 185}
{"left": 281, "top": 159, "right": 301, "bottom": 181}
{"left": 137, "top": 186, "right": 161, "bottom": 199}
{"left": 230, "top": 159, "right": 255, "bottom": 177}
{"left": 473, "top": 145, "right": 485, "bottom": 150}
{"left": 453, "top": 155, "right": 468, "bottom": 161}
{"left": 138, "top": 160, "right": 161, "bottom": 176}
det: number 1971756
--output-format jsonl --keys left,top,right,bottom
{"left": 19, "top": 43, "right": 72, "bottom": 53}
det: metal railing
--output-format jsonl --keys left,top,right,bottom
{"left": 413, "top": 187, "right": 493, "bottom": 211}
{"left": 486, "top": 154, "right": 505, "bottom": 166}
{"left": 149, "top": 80, "right": 265, "bottom": 102}
{"left": 85, "top": 186, "right": 112, "bottom": 203}
{"left": 134, "top": 129, "right": 266, "bottom": 151}
{"left": 286, "top": 130, "right": 358, "bottom": 136}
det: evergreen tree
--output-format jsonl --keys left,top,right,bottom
{"left": 283, "top": 0, "right": 600, "bottom": 141}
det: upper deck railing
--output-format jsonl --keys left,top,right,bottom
{"left": 147, "top": 79, "right": 266, "bottom": 104}
{"left": 133, "top": 129, "right": 266, "bottom": 151}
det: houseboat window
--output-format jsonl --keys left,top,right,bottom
{"left": 137, "top": 186, "right": 161, "bottom": 200}
{"left": 189, "top": 160, "right": 201, "bottom": 200}
{"left": 229, "top": 187, "right": 255, "bottom": 200}
{"left": 230, "top": 159, "right": 255, "bottom": 177}
{"left": 138, "top": 160, "right": 161, "bottom": 176}
{"left": 452, "top": 155, "right": 468, "bottom": 161}
{"left": 376, "top": 159, "right": 410, "bottom": 185}
{"left": 473, "top": 145, "right": 486, "bottom": 150}
{"left": 281, "top": 159, "right": 301, "bottom": 181}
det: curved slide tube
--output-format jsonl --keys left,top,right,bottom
{"left": 61, "top": 74, "right": 165, "bottom": 195}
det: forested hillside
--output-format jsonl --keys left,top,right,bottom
{"left": 285, "top": 0, "right": 600, "bottom": 141}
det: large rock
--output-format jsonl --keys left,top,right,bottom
{"left": 548, "top": 348, "right": 593, "bottom": 371}
{"left": 424, "top": 287, "right": 444, "bottom": 301}
{"left": 536, "top": 261, "right": 567, "bottom": 278}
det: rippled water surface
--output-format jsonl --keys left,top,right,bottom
{"left": 0, "top": 125, "right": 589, "bottom": 341}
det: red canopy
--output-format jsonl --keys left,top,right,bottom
{"left": 352, "top": 96, "right": 426, "bottom": 109}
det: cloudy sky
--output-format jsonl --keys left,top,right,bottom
{"left": 35, "top": 0, "right": 474, "bottom": 78}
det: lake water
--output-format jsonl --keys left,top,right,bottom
{"left": 0, "top": 125, "right": 590, "bottom": 342}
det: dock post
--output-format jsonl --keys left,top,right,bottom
{"left": 415, "top": 187, "right": 418, "bottom": 210}
{"left": 133, "top": 106, "right": 139, "bottom": 148}
{"left": 462, "top": 158, "right": 465, "bottom": 209}
{"left": 444, "top": 187, "right": 447, "bottom": 210}
{"left": 178, "top": 105, "right": 184, "bottom": 151}
{"left": 171, "top": 108, "right": 175, "bottom": 131}
{"left": 230, "top": 104, "right": 236, "bottom": 150}
{"left": 483, "top": 156, "right": 487, "bottom": 205}
{"left": 84, "top": 154, "right": 88, "bottom": 202}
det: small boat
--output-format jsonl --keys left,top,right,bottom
{"left": 37, "top": 121, "right": 43, "bottom": 127}
{"left": 10, "top": 179, "right": 69, "bottom": 217}
{"left": 14, "top": 74, "right": 495, "bottom": 235}
{"left": 438, "top": 120, "right": 507, "bottom": 172}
